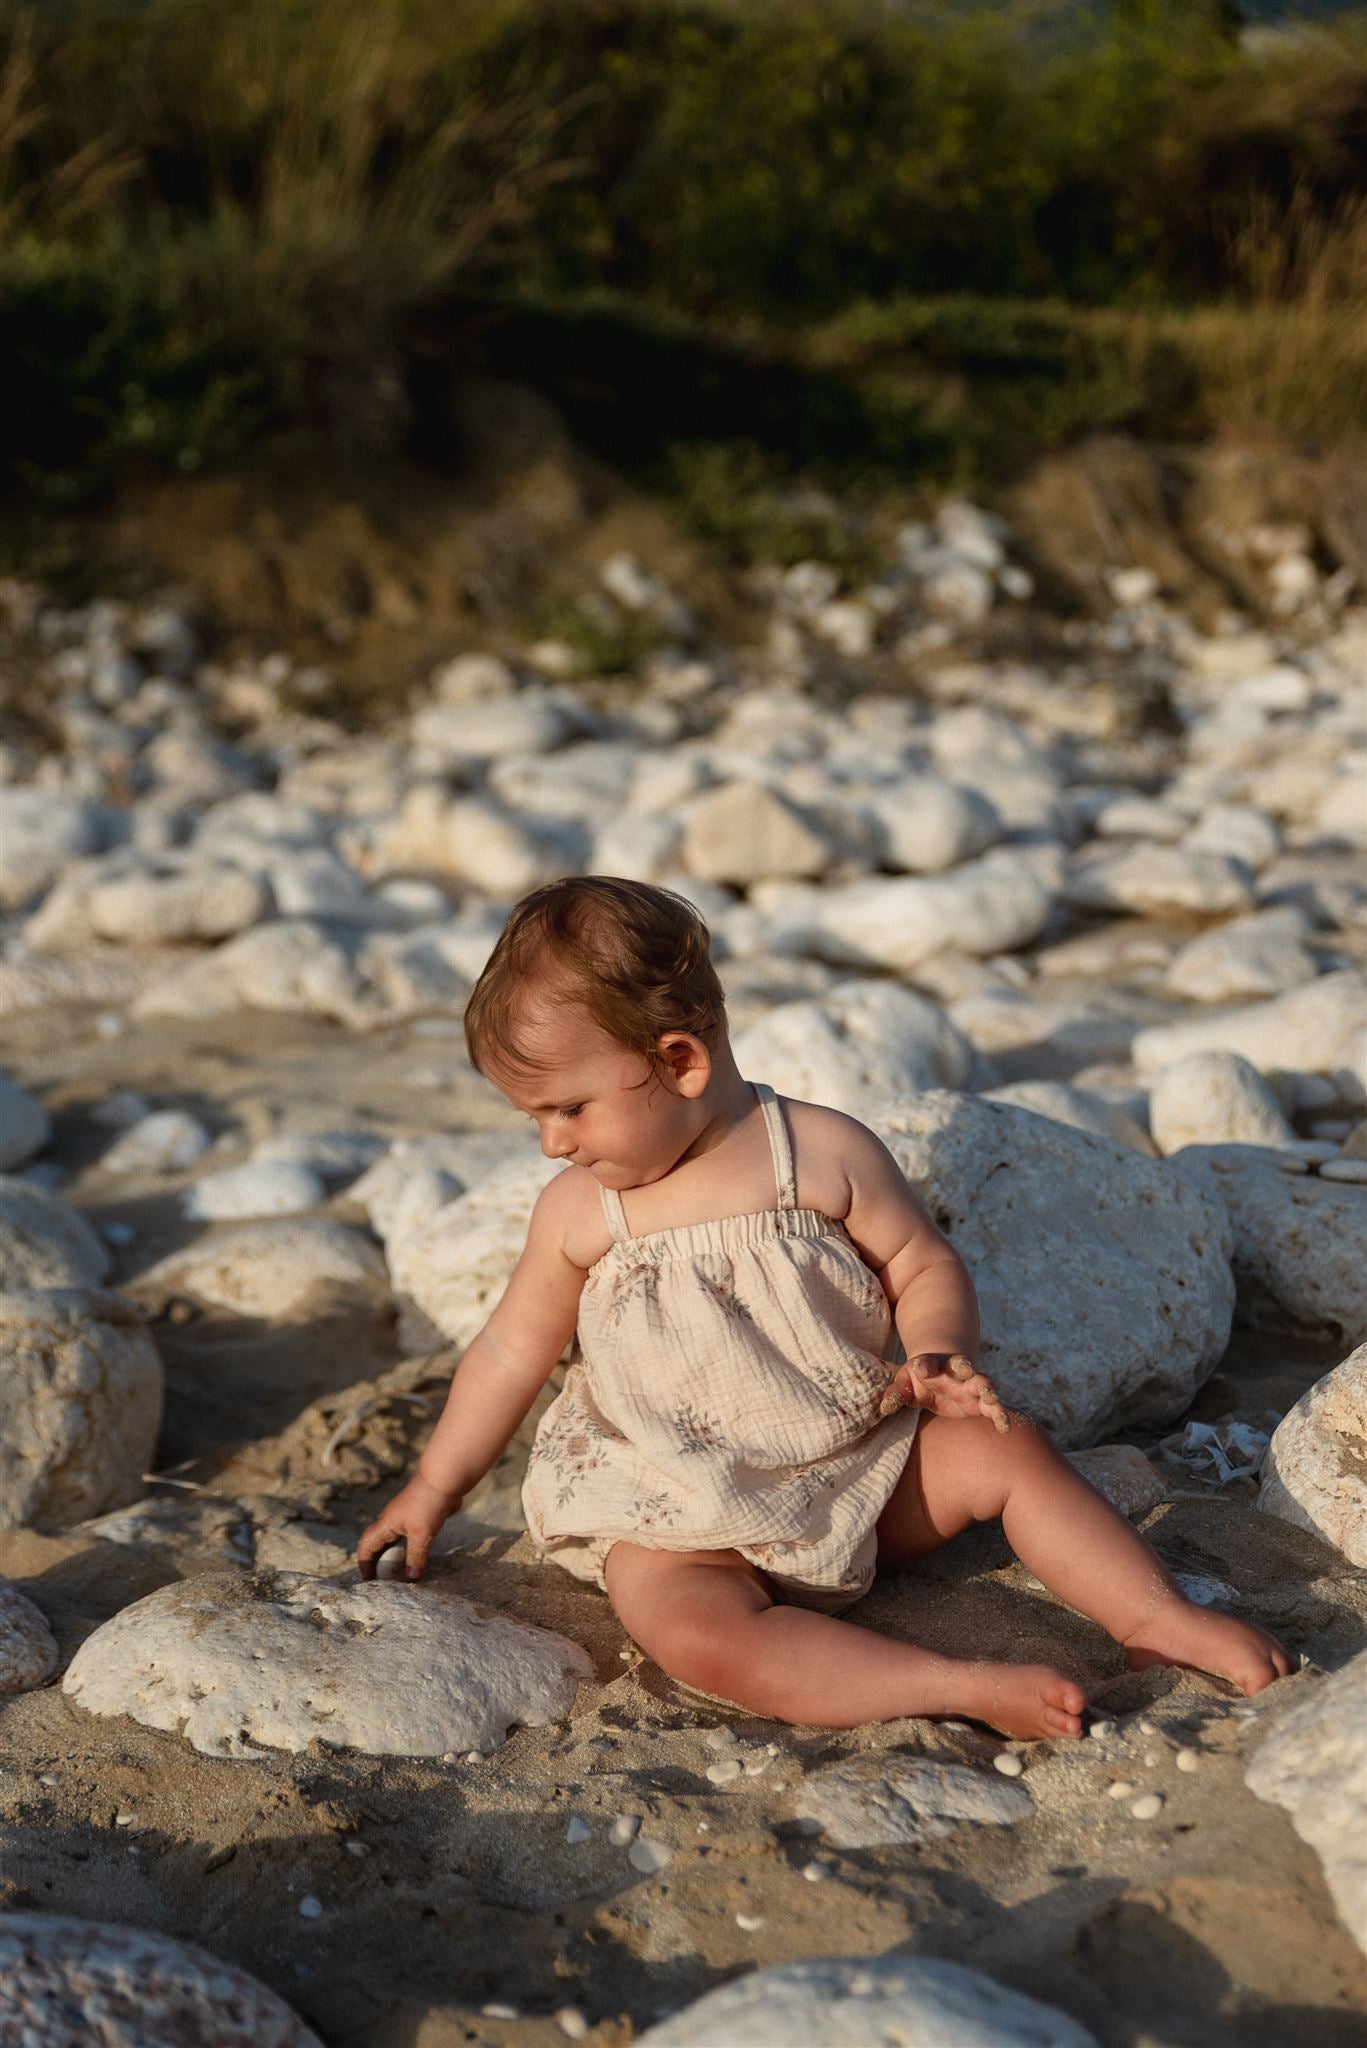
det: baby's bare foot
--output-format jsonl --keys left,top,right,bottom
{"left": 958, "top": 1662, "right": 1087, "bottom": 1741}
{"left": 1123, "top": 1594, "right": 1293, "bottom": 1696}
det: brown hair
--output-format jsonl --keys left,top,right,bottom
{"left": 463, "top": 875, "right": 728, "bottom": 1087}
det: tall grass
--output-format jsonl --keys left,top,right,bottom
{"left": 2, "top": 0, "right": 1365, "bottom": 508}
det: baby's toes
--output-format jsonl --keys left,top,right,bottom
{"left": 1042, "top": 1677, "right": 1087, "bottom": 1738}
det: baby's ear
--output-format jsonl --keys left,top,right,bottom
{"left": 657, "top": 1031, "right": 712, "bottom": 1096}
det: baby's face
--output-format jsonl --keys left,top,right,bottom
{"left": 487, "top": 1000, "right": 705, "bottom": 1189}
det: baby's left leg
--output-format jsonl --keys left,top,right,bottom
{"left": 877, "top": 1412, "right": 1292, "bottom": 1696}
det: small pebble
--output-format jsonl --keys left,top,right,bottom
{"left": 345, "top": 1840, "right": 370, "bottom": 1857}
{"left": 114, "top": 1812, "right": 136, "bottom": 1827}
{"left": 1138, "top": 1718, "right": 1157, "bottom": 1736}
{"left": 38, "top": 1774, "right": 57, "bottom": 1788}
{"left": 1176, "top": 1748, "right": 1200, "bottom": 1773}
{"left": 463, "top": 1750, "right": 482, "bottom": 1764}
{"left": 481, "top": 2006, "right": 520, "bottom": 2022}
{"left": 556, "top": 2007, "right": 589, "bottom": 2041}
{"left": 566, "top": 1816, "right": 591, "bottom": 1844}
{"left": 704, "top": 1728, "right": 737, "bottom": 1750}
{"left": 441, "top": 1752, "right": 457, "bottom": 1764}
{"left": 802, "top": 1860, "right": 833, "bottom": 1883}
{"left": 628, "top": 1836, "right": 673, "bottom": 1874}
{"left": 609, "top": 1814, "right": 641, "bottom": 1846}
{"left": 1107, "top": 1780, "right": 1136, "bottom": 1801}
{"left": 297, "top": 1896, "right": 323, "bottom": 1919}
{"left": 1143, "top": 1752, "right": 1161, "bottom": 1768}
{"left": 1130, "top": 1793, "right": 1164, "bottom": 1820}
{"left": 992, "top": 1753, "right": 1024, "bottom": 1778}
{"left": 706, "top": 1759, "right": 742, "bottom": 1785}
{"left": 735, "top": 1912, "right": 765, "bottom": 1932}
{"left": 1088, "top": 1719, "right": 1115, "bottom": 1740}
{"left": 765, "top": 1743, "right": 780, "bottom": 1755}
{"left": 743, "top": 1754, "right": 772, "bottom": 1777}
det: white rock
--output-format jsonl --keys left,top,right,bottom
{"left": 1062, "top": 844, "right": 1254, "bottom": 918}
{"left": 83, "top": 866, "right": 269, "bottom": 945}
{"left": 133, "top": 920, "right": 372, "bottom": 1027}
{"left": 351, "top": 788, "right": 577, "bottom": 897}
{"left": 0, "top": 1071, "right": 50, "bottom": 1169}
{"left": 1133, "top": 972, "right": 1367, "bottom": 1105}
{"left": 982, "top": 1083, "right": 1156, "bottom": 1157}
{"left": 861, "top": 776, "right": 1001, "bottom": 874}
{"left": 0, "top": 790, "right": 121, "bottom": 910}
{"left": 0, "top": 1577, "right": 59, "bottom": 1693}
{"left": 385, "top": 1155, "right": 566, "bottom": 1351}
{"left": 679, "top": 781, "right": 836, "bottom": 887}
{"left": 635, "top": 1954, "right": 1098, "bottom": 2047}
{"left": 431, "top": 652, "right": 519, "bottom": 703}
{"left": 1171, "top": 1146, "right": 1367, "bottom": 1342}
{"left": 1258, "top": 1346, "right": 1367, "bottom": 1564}
{"left": 1066, "top": 1445, "right": 1167, "bottom": 1518}
{"left": 1148, "top": 1051, "right": 1296, "bottom": 1155}
{"left": 183, "top": 1160, "right": 326, "bottom": 1221}
{"left": 0, "top": 1288, "right": 163, "bottom": 1531}
{"left": 794, "top": 1758, "right": 1031, "bottom": 1849}
{"left": 64, "top": 1569, "right": 592, "bottom": 1758}
{"left": 134, "top": 1220, "right": 387, "bottom": 1319}
{"left": 0, "top": 1914, "right": 324, "bottom": 2046}
{"left": 732, "top": 980, "right": 985, "bottom": 1121}
{"left": 0, "top": 1177, "right": 111, "bottom": 1290}
{"left": 755, "top": 852, "right": 1052, "bottom": 975}
{"left": 878, "top": 1094, "right": 1234, "bottom": 1446}
{"left": 1166, "top": 907, "right": 1318, "bottom": 1004}
{"left": 590, "top": 810, "right": 685, "bottom": 883}
{"left": 409, "top": 689, "right": 579, "bottom": 764}
{"left": 100, "top": 1110, "right": 210, "bottom": 1176}
{"left": 1245, "top": 1650, "right": 1367, "bottom": 1957}
{"left": 488, "top": 740, "right": 643, "bottom": 823}
{"left": 1184, "top": 803, "right": 1281, "bottom": 871}
{"left": 266, "top": 849, "right": 375, "bottom": 923}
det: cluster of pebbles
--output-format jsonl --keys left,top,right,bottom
{"left": 0, "top": 496, "right": 1365, "bottom": 2044}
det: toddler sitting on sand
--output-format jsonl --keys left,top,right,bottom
{"left": 359, "top": 876, "right": 1290, "bottom": 1735}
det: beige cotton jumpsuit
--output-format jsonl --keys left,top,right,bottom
{"left": 521, "top": 1081, "right": 921, "bottom": 1614}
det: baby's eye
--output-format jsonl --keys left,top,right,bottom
{"left": 558, "top": 1105, "right": 584, "bottom": 1121}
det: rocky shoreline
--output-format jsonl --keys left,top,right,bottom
{"left": 0, "top": 484, "right": 1364, "bottom": 2044}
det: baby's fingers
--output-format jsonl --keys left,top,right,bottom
{"left": 357, "top": 1519, "right": 402, "bottom": 1580}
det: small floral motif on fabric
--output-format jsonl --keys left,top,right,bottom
{"left": 673, "top": 1401, "right": 731, "bottom": 1456}
{"left": 602, "top": 1258, "right": 662, "bottom": 1332}
{"left": 627, "top": 1488, "right": 681, "bottom": 1530}
{"left": 529, "top": 1388, "right": 619, "bottom": 1511}
{"left": 698, "top": 1269, "right": 756, "bottom": 1325}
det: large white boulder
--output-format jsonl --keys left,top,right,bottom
{"left": 859, "top": 775, "right": 1001, "bottom": 875}
{"left": 132, "top": 920, "right": 372, "bottom": 1026}
{"left": 981, "top": 1082, "right": 1156, "bottom": 1156}
{"left": 753, "top": 851, "right": 1053, "bottom": 974}
{"left": 1258, "top": 1346, "right": 1367, "bottom": 1564}
{"left": 0, "top": 1914, "right": 323, "bottom": 2046}
{"left": 183, "top": 1160, "right": 325, "bottom": 1221}
{"left": 385, "top": 1154, "right": 565, "bottom": 1351}
{"left": 0, "top": 790, "right": 121, "bottom": 910}
{"left": 1165, "top": 906, "right": 1318, "bottom": 1004}
{"left": 0, "top": 1288, "right": 163, "bottom": 1531}
{"left": 679, "top": 780, "right": 837, "bottom": 886}
{"left": 0, "top": 1577, "right": 59, "bottom": 1694}
{"left": 409, "top": 687, "right": 580, "bottom": 764}
{"left": 636, "top": 1955, "right": 1098, "bottom": 2047}
{"left": 134, "top": 1220, "right": 388, "bottom": 1319}
{"left": 0, "top": 1178, "right": 110, "bottom": 1290}
{"left": 63, "top": 1569, "right": 592, "bottom": 1759}
{"left": 0, "top": 1071, "right": 49, "bottom": 1169}
{"left": 1062, "top": 844, "right": 1254, "bottom": 917}
{"left": 1148, "top": 1051, "right": 1296, "bottom": 1155}
{"left": 1133, "top": 971, "right": 1367, "bottom": 1104}
{"left": 876, "top": 1093, "right": 1235, "bottom": 1446}
{"left": 1171, "top": 1147, "right": 1367, "bottom": 1342}
{"left": 84, "top": 865, "right": 269, "bottom": 945}
{"left": 1245, "top": 1652, "right": 1367, "bottom": 1957}
{"left": 732, "top": 980, "right": 985, "bottom": 1120}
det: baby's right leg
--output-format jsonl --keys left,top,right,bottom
{"left": 603, "top": 1541, "right": 1085, "bottom": 1736}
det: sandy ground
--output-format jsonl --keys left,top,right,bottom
{"left": 2, "top": 995, "right": 1366, "bottom": 2047}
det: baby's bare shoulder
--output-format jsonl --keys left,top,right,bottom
{"left": 540, "top": 1162, "right": 612, "bottom": 1273}
{"left": 779, "top": 1095, "right": 882, "bottom": 1219}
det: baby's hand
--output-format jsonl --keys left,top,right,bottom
{"left": 357, "top": 1474, "right": 463, "bottom": 1583}
{"left": 877, "top": 1353, "right": 1010, "bottom": 1432}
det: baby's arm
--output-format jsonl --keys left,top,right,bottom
{"left": 358, "top": 1169, "right": 588, "bottom": 1580}
{"left": 839, "top": 1116, "right": 1006, "bottom": 1431}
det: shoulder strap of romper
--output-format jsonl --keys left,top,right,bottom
{"left": 599, "top": 1183, "right": 631, "bottom": 1243}
{"left": 753, "top": 1080, "right": 797, "bottom": 1211}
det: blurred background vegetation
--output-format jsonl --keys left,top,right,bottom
{"left": 2, "top": 0, "right": 1365, "bottom": 540}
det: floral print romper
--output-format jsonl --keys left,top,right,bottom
{"left": 521, "top": 1081, "right": 921, "bottom": 1614}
